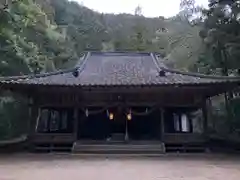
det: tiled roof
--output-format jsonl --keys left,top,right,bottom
{"left": 1, "top": 52, "right": 240, "bottom": 87}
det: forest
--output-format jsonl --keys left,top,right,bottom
{"left": 1, "top": 0, "right": 240, "bottom": 142}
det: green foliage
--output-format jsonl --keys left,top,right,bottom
{"left": 209, "top": 97, "right": 240, "bottom": 142}
{"left": 179, "top": 0, "right": 203, "bottom": 22}
{"left": 128, "top": 6, "right": 151, "bottom": 52}
{"left": 49, "top": 0, "right": 110, "bottom": 54}
{"left": 197, "top": 0, "right": 240, "bottom": 75}
{"left": 162, "top": 24, "right": 204, "bottom": 70}
{"left": 0, "top": 0, "right": 77, "bottom": 76}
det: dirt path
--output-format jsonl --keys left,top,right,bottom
{"left": 0, "top": 154, "right": 240, "bottom": 180}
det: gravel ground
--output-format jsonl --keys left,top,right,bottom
{"left": 0, "top": 154, "right": 240, "bottom": 180}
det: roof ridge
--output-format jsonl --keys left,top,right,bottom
{"left": 0, "top": 68, "right": 76, "bottom": 82}
{"left": 161, "top": 67, "right": 240, "bottom": 80}
{"left": 74, "top": 51, "right": 90, "bottom": 76}
{"left": 75, "top": 52, "right": 90, "bottom": 67}
{"left": 150, "top": 53, "right": 162, "bottom": 72}
{"left": 90, "top": 51, "right": 151, "bottom": 56}
{"left": 151, "top": 53, "right": 240, "bottom": 80}
{"left": 0, "top": 52, "right": 90, "bottom": 82}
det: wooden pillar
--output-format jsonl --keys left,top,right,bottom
{"left": 29, "top": 105, "right": 38, "bottom": 137}
{"left": 207, "top": 98, "right": 214, "bottom": 130}
{"left": 178, "top": 113, "right": 182, "bottom": 132}
{"left": 160, "top": 108, "right": 165, "bottom": 141}
{"left": 73, "top": 107, "right": 79, "bottom": 141}
{"left": 188, "top": 114, "right": 194, "bottom": 133}
{"left": 28, "top": 102, "right": 39, "bottom": 150}
{"left": 202, "top": 100, "right": 208, "bottom": 136}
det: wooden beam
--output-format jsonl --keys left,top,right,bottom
{"left": 35, "top": 90, "right": 205, "bottom": 107}
{"left": 32, "top": 83, "right": 235, "bottom": 95}
{"left": 73, "top": 107, "right": 79, "bottom": 140}
{"left": 28, "top": 102, "right": 39, "bottom": 150}
{"left": 207, "top": 98, "right": 214, "bottom": 130}
{"left": 202, "top": 100, "right": 208, "bottom": 137}
{"left": 188, "top": 113, "right": 194, "bottom": 133}
{"left": 160, "top": 108, "right": 165, "bottom": 141}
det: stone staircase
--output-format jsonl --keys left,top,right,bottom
{"left": 72, "top": 141, "right": 166, "bottom": 154}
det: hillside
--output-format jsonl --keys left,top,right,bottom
{"left": 0, "top": 0, "right": 203, "bottom": 76}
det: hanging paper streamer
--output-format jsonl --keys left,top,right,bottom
{"left": 81, "top": 106, "right": 117, "bottom": 116}
{"left": 85, "top": 108, "right": 89, "bottom": 117}
{"left": 131, "top": 107, "right": 157, "bottom": 116}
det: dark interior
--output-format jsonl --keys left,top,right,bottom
{"left": 128, "top": 107, "right": 160, "bottom": 140}
{"left": 78, "top": 107, "right": 161, "bottom": 141}
{"left": 78, "top": 109, "right": 111, "bottom": 140}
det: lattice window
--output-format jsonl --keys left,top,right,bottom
{"left": 37, "top": 108, "right": 73, "bottom": 133}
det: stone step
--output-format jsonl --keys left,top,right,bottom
{"left": 33, "top": 143, "right": 73, "bottom": 152}
{"left": 72, "top": 143, "right": 166, "bottom": 154}
{"left": 165, "top": 144, "right": 206, "bottom": 152}
{"left": 74, "top": 145, "right": 164, "bottom": 149}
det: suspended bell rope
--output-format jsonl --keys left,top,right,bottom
{"left": 130, "top": 107, "right": 158, "bottom": 116}
{"left": 80, "top": 105, "right": 158, "bottom": 117}
{"left": 85, "top": 108, "right": 106, "bottom": 116}
{"left": 80, "top": 104, "right": 118, "bottom": 116}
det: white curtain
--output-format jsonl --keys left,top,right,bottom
{"left": 181, "top": 114, "right": 190, "bottom": 132}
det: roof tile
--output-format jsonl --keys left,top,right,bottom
{"left": 1, "top": 52, "right": 240, "bottom": 87}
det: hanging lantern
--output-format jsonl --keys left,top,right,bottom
{"left": 109, "top": 113, "right": 114, "bottom": 120}
{"left": 127, "top": 110, "right": 132, "bottom": 121}
{"left": 127, "top": 113, "right": 132, "bottom": 121}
